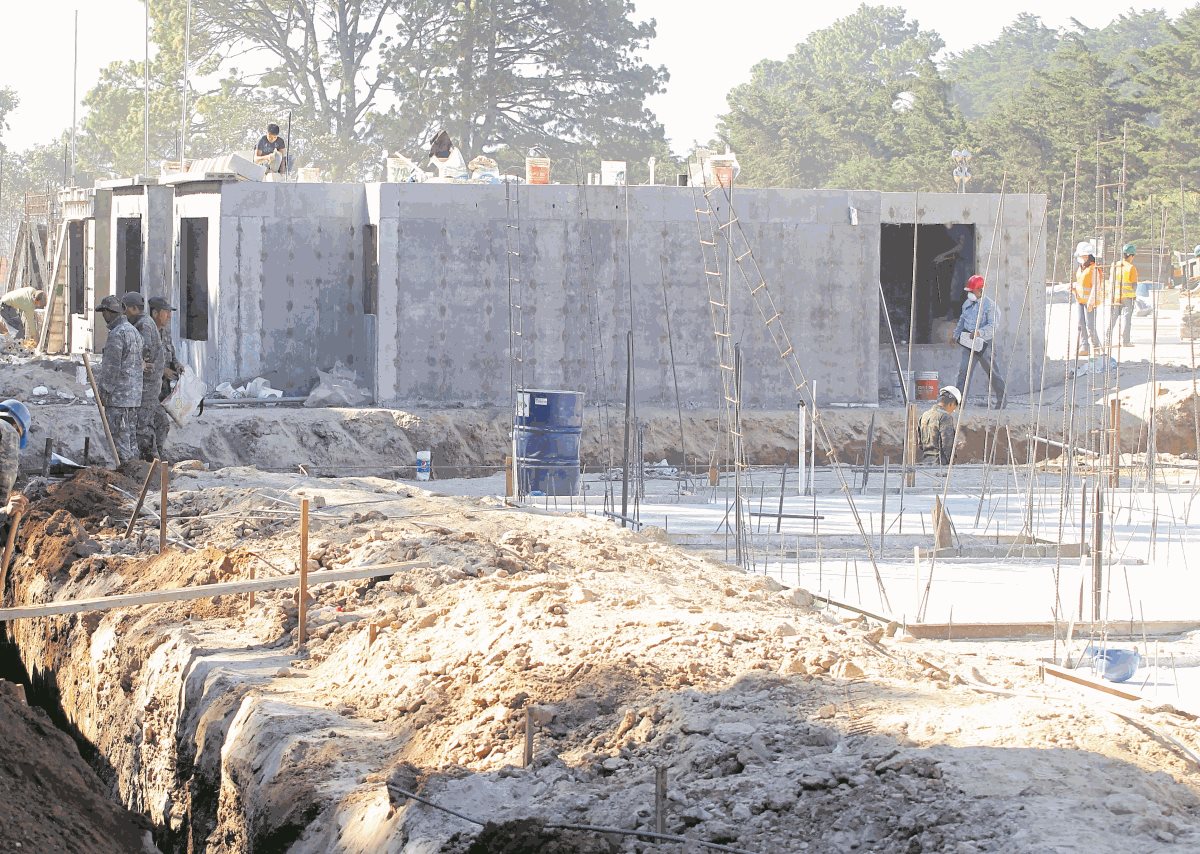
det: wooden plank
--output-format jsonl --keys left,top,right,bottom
{"left": 30, "top": 223, "right": 48, "bottom": 291}
{"left": 908, "top": 620, "right": 1200, "bottom": 641}
{"left": 1040, "top": 662, "right": 1142, "bottom": 702}
{"left": 0, "top": 560, "right": 421, "bottom": 622}
{"left": 3, "top": 222, "right": 27, "bottom": 293}
{"left": 36, "top": 220, "right": 69, "bottom": 353}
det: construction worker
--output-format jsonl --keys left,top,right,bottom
{"left": 123, "top": 293, "right": 165, "bottom": 461}
{"left": 0, "top": 287, "right": 47, "bottom": 341}
{"left": 0, "top": 399, "right": 31, "bottom": 527}
{"left": 254, "top": 123, "right": 287, "bottom": 174}
{"left": 952, "top": 274, "right": 1006, "bottom": 409}
{"left": 1073, "top": 241, "right": 1103, "bottom": 356}
{"left": 95, "top": 295, "right": 145, "bottom": 465}
{"left": 919, "top": 386, "right": 961, "bottom": 465}
{"left": 1107, "top": 243, "right": 1138, "bottom": 349}
{"left": 149, "top": 297, "right": 181, "bottom": 452}
{"left": 428, "top": 129, "right": 468, "bottom": 179}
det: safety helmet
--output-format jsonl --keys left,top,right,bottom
{"left": 965, "top": 274, "right": 985, "bottom": 291}
{"left": 1075, "top": 240, "right": 1096, "bottom": 258}
{"left": 1122, "top": 243, "right": 1136, "bottom": 256}
{"left": 0, "top": 398, "right": 30, "bottom": 449}
{"left": 940, "top": 386, "right": 962, "bottom": 405}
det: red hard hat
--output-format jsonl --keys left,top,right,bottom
{"left": 965, "top": 274, "right": 985, "bottom": 291}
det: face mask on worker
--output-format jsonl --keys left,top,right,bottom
{"left": 967, "top": 292, "right": 979, "bottom": 302}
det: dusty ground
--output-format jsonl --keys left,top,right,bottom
{"left": 2, "top": 355, "right": 1070, "bottom": 477}
{"left": 4, "top": 465, "right": 1200, "bottom": 852}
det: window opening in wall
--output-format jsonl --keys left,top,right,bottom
{"left": 180, "top": 217, "right": 209, "bottom": 341}
{"left": 363, "top": 224, "right": 378, "bottom": 315}
{"left": 68, "top": 219, "right": 86, "bottom": 315}
{"left": 879, "top": 223, "right": 975, "bottom": 345}
{"left": 115, "top": 216, "right": 143, "bottom": 295}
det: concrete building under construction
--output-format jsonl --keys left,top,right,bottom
{"left": 38, "top": 178, "right": 1047, "bottom": 408}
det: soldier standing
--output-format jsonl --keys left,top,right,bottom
{"left": 123, "top": 293, "right": 165, "bottom": 461}
{"left": 95, "top": 295, "right": 145, "bottom": 464}
{"left": 149, "top": 297, "right": 181, "bottom": 453}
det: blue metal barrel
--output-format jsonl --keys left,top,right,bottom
{"left": 514, "top": 389, "right": 584, "bottom": 496}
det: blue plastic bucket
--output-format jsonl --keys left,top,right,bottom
{"left": 514, "top": 389, "right": 584, "bottom": 496}
{"left": 1089, "top": 647, "right": 1141, "bottom": 683}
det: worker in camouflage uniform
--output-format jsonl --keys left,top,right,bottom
{"left": 918, "top": 386, "right": 961, "bottom": 465}
{"left": 0, "top": 399, "right": 31, "bottom": 529}
{"left": 123, "top": 292, "right": 165, "bottom": 461}
{"left": 96, "top": 295, "right": 145, "bottom": 464}
{"left": 150, "top": 297, "right": 181, "bottom": 453}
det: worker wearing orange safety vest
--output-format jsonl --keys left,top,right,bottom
{"left": 1073, "top": 241, "right": 1102, "bottom": 356}
{"left": 1107, "top": 243, "right": 1138, "bottom": 349}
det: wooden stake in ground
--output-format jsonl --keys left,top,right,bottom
{"left": 933, "top": 496, "right": 953, "bottom": 551}
{"left": 124, "top": 459, "right": 160, "bottom": 538}
{"left": 297, "top": 497, "right": 310, "bottom": 650}
{"left": 655, "top": 766, "right": 667, "bottom": 834}
{"left": 82, "top": 353, "right": 121, "bottom": 465}
{"left": 40, "top": 438, "right": 53, "bottom": 477}
{"left": 523, "top": 706, "right": 534, "bottom": 768}
{"left": 904, "top": 403, "right": 918, "bottom": 488}
{"left": 159, "top": 461, "right": 169, "bottom": 554}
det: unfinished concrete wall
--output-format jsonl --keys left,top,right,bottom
{"left": 370, "top": 184, "right": 882, "bottom": 409}
{"left": 879, "top": 192, "right": 1048, "bottom": 398}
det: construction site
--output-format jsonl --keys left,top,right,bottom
{"left": 6, "top": 6, "right": 1200, "bottom": 841}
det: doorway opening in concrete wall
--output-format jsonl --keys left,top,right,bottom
{"left": 68, "top": 220, "right": 86, "bottom": 315}
{"left": 879, "top": 223, "right": 975, "bottom": 345}
{"left": 115, "top": 217, "right": 143, "bottom": 295}
{"left": 363, "top": 224, "right": 378, "bottom": 315}
{"left": 180, "top": 217, "right": 209, "bottom": 341}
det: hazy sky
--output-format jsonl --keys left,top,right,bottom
{"left": 0, "top": 1, "right": 1194, "bottom": 155}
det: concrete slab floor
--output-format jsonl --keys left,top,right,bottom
{"left": 422, "top": 464, "right": 1200, "bottom": 628}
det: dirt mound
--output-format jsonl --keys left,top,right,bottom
{"left": 0, "top": 680, "right": 152, "bottom": 853}
{"left": 38, "top": 467, "right": 135, "bottom": 524}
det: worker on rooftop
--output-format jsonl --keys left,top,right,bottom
{"left": 0, "top": 399, "right": 31, "bottom": 529}
{"left": 1073, "top": 241, "right": 1103, "bottom": 356}
{"left": 952, "top": 274, "right": 1006, "bottom": 409}
{"left": 0, "top": 287, "right": 47, "bottom": 342}
{"left": 254, "top": 123, "right": 287, "bottom": 174}
{"left": 95, "top": 295, "right": 145, "bottom": 465}
{"left": 918, "top": 386, "right": 961, "bottom": 465}
{"left": 1107, "top": 243, "right": 1138, "bottom": 350}
{"left": 428, "top": 129, "right": 468, "bottom": 180}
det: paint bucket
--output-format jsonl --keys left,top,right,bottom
{"left": 916, "top": 372, "right": 940, "bottom": 401}
{"left": 892, "top": 370, "right": 914, "bottom": 402}
{"left": 415, "top": 451, "right": 431, "bottom": 481}
{"left": 514, "top": 389, "right": 585, "bottom": 496}
{"left": 525, "top": 157, "right": 550, "bottom": 185}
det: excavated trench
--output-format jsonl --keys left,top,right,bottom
{"left": 0, "top": 468, "right": 259, "bottom": 853}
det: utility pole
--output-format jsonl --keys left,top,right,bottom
{"left": 144, "top": 0, "right": 150, "bottom": 174}
{"left": 180, "top": 0, "right": 192, "bottom": 165}
{"left": 70, "top": 9, "right": 78, "bottom": 185}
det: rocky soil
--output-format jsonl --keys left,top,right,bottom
{"left": 4, "top": 465, "right": 1200, "bottom": 852}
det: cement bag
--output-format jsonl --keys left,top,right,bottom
{"left": 163, "top": 366, "right": 207, "bottom": 427}
{"left": 303, "top": 366, "right": 370, "bottom": 408}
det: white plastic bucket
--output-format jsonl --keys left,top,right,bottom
{"left": 415, "top": 450, "right": 431, "bottom": 481}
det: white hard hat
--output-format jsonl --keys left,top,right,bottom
{"left": 1075, "top": 240, "right": 1096, "bottom": 258}
{"left": 940, "top": 386, "right": 962, "bottom": 405}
